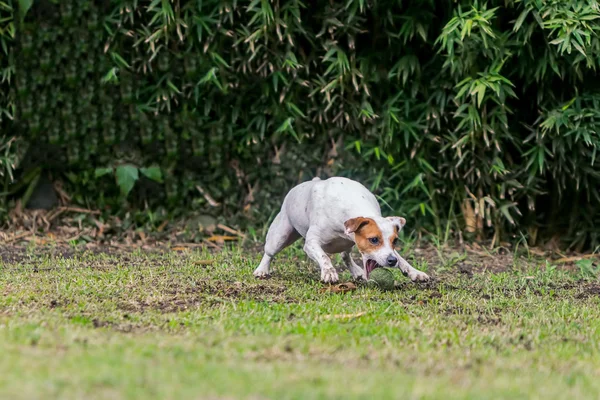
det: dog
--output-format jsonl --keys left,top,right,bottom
{"left": 254, "top": 177, "right": 430, "bottom": 283}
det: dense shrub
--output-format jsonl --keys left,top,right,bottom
{"left": 6, "top": 0, "right": 600, "bottom": 249}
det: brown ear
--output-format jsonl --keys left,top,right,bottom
{"left": 387, "top": 217, "right": 406, "bottom": 232}
{"left": 344, "top": 217, "right": 371, "bottom": 235}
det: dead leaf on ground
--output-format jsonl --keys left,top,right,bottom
{"left": 529, "top": 248, "right": 547, "bottom": 257}
{"left": 464, "top": 245, "right": 493, "bottom": 258}
{"left": 2, "top": 232, "right": 33, "bottom": 244}
{"left": 206, "top": 235, "right": 238, "bottom": 242}
{"left": 202, "top": 239, "right": 222, "bottom": 250}
{"left": 556, "top": 254, "right": 598, "bottom": 264}
{"left": 217, "top": 224, "right": 246, "bottom": 238}
{"left": 320, "top": 282, "right": 357, "bottom": 294}
{"left": 157, "top": 220, "right": 169, "bottom": 232}
{"left": 322, "top": 312, "right": 366, "bottom": 320}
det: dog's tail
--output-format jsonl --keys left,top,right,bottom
{"left": 312, "top": 177, "right": 321, "bottom": 182}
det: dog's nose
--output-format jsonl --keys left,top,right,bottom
{"left": 386, "top": 255, "right": 398, "bottom": 266}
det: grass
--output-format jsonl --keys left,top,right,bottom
{"left": 0, "top": 243, "right": 600, "bottom": 399}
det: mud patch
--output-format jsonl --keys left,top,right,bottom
{"left": 411, "top": 247, "right": 516, "bottom": 274}
{"left": 0, "top": 247, "right": 31, "bottom": 264}
{"left": 0, "top": 248, "right": 177, "bottom": 273}
{"left": 119, "top": 280, "right": 292, "bottom": 313}
{"left": 92, "top": 318, "right": 112, "bottom": 328}
{"left": 476, "top": 314, "right": 502, "bottom": 325}
{"left": 89, "top": 318, "right": 135, "bottom": 333}
{"left": 575, "top": 284, "right": 600, "bottom": 299}
{"left": 395, "top": 280, "right": 458, "bottom": 292}
{"left": 457, "top": 263, "right": 474, "bottom": 278}
{"left": 67, "top": 314, "right": 138, "bottom": 333}
{"left": 0, "top": 245, "right": 170, "bottom": 267}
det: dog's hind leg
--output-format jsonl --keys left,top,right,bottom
{"left": 254, "top": 210, "right": 300, "bottom": 279}
{"left": 341, "top": 251, "right": 366, "bottom": 280}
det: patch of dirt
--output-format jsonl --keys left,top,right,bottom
{"left": 1, "top": 204, "right": 245, "bottom": 257}
{"left": 0, "top": 246, "right": 30, "bottom": 263}
{"left": 0, "top": 245, "right": 169, "bottom": 265}
{"left": 575, "top": 284, "right": 600, "bottom": 299}
{"left": 0, "top": 244, "right": 142, "bottom": 265}
{"left": 457, "top": 263, "right": 474, "bottom": 278}
{"left": 411, "top": 246, "right": 518, "bottom": 274}
{"left": 0, "top": 246, "right": 178, "bottom": 274}
{"left": 85, "top": 318, "right": 134, "bottom": 333}
{"left": 119, "top": 280, "right": 293, "bottom": 313}
{"left": 476, "top": 314, "right": 502, "bottom": 325}
{"left": 394, "top": 280, "right": 458, "bottom": 292}
{"left": 170, "top": 280, "right": 291, "bottom": 301}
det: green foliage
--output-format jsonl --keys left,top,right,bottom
{"left": 0, "top": 0, "right": 14, "bottom": 124}
{"left": 576, "top": 257, "right": 600, "bottom": 279}
{"left": 16, "top": 0, "right": 31, "bottom": 22}
{"left": 115, "top": 165, "right": 139, "bottom": 198}
{"left": 96, "top": 164, "right": 163, "bottom": 198}
{"left": 0, "top": 135, "right": 24, "bottom": 214}
{"left": 7, "top": 0, "right": 600, "bottom": 248}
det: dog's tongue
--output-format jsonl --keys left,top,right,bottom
{"left": 366, "top": 260, "right": 377, "bottom": 278}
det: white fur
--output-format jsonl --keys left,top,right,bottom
{"left": 253, "top": 177, "right": 430, "bottom": 283}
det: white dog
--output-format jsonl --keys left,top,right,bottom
{"left": 254, "top": 177, "right": 430, "bottom": 283}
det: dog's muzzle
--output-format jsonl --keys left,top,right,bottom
{"left": 386, "top": 255, "right": 398, "bottom": 266}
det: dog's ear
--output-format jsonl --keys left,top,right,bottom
{"left": 387, "top": 217, "right": 406, "bottom": 232}
{"left": 344, "top": 217, "right": 371, "bottom": 236}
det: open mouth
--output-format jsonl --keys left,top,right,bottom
{"left": 365, "top": 259, "right": 381, "bottom": 278}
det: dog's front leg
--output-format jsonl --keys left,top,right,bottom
{"left": 304, "top": 233, "right": 339, "bottom": 283}
{"left": 396, "top": 254, "right": 430, "bottom": 282}
{"left": 341, "top": 251, "right": 366, "bottom": 280}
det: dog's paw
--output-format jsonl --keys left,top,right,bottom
{"left": 351, "top": 271, "right": 367, "bottom": 281}
{"left": 321, "top": 267, "right": 339, "bottom": 283}
{"left": 409, "top": 270, "right": 430, "bottom": 282}
{"left": 253, "top": 267, "right": 271, "bottom": 279}
{"left": 348, "top": 265, "right": 367, "bottom": 281}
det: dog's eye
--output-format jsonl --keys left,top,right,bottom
{"left": 369, "top": 237, "right": 379, "bottom": 245}
{"left": 392, "top": 238, "right": 399, "bottom": 247}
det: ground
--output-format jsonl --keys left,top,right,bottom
{"left": 1, "top": 241, "right": 600, "bottom": 399}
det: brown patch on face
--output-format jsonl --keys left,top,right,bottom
{"left": 389, "top": 232, "right": 399, "bottom": 249}
{"left": 386, "top": 216, "right": 404, "bottom": 249}
{"left": 351, "top": 221, "right": 385, "bottom": 255}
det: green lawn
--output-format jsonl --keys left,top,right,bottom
{"left": 1, "top": 244, "right": 599, "bottom": 399}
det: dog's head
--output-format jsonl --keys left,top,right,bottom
{"left": 344, "top": 216, "right": 406, "bottom": 278}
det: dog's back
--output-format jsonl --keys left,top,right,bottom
{"left": 311, "top": 177, "right": 380, "bottom": 215}
{"left": 283, "top": 177, "right": 380, "bottom": 237}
